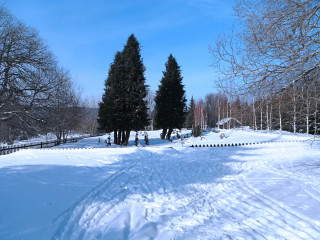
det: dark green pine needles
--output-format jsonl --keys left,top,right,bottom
{"left": 98, "top": 34, "right": 149, "bottom": 145}
{"left": 155, "top": 54, "right": 187, "bottom": 140}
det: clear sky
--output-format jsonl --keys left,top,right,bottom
{"left": 2, "top": 0, "right": 234, "bottom": 102}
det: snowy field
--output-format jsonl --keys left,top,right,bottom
{"left": 0, "top": 129, "right": 320, "bottom": 239}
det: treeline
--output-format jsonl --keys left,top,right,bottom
{"left": 0, "top": 7, "right": 97, "bottom": 144}
{"left": 185, "top": 94, "right": 251, "bottom": 130}
{"left": 209, "top": 0, "right": 319, "bottom": 135}
{"left": 185, "top": 85, "right": 319, "bottom": 135}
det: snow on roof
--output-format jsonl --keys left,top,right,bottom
{"left": 216, "top": 117, "right": 241, "bottom": 125}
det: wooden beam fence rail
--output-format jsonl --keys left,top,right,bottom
{"left": 0, "top": 135, "right": 103, "bottom": 156}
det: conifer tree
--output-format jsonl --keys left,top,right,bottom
{"left": 121, "top": 34, "right": 149, "bottom": 144}
{"left": 185, "top": 96, "right": 195, "bottom": 129}
{"left": 98, "top": 51, "right": 125, "bottom": 144}
{"left": 155, "top": 54, "right": 187, "bottom": 139}
{"left": 98, "top": 34, "right": 148, "bottom": 145}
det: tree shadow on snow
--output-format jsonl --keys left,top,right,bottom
{"left": 0, "top": 145, "right": 267, "bottom": 240}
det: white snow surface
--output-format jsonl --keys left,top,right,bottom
{"left": 216, "top": 117, "right": 241, "bottom": 126}
{"left": 0, "top": 129, "right": 320, "bottom": 239}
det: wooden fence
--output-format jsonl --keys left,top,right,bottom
{"left": 0, "top": 135, "right": 102, "bottom": 156}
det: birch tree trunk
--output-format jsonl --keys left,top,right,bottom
{"left": 306, "top": 87, "right": 310, "bottom": 137}
{"left": 218, "top": 99, "right": 221, "bottom": 123}
{"left": 260, "top": 101, "right": 263, "bottom": 130}
{"left": 279, "top": 99, "right": 282, "bottom": 133}
{"left": 269, "top": 104, "right": 272, "bottom": 131}
{"left": 253, "top": 98, "right": 257, "bottom": 131}
{"left": 314, "top": 102, "right": 318, "bottom": 139}
{"left": 266, "top": 103, "right": 269, "bottom": 132}
{"left": 293, "top": 82, "right": 297, "bottom": 134}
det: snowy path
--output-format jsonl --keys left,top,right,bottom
{"left": 0, "top": 130, "right": 320, "bottom": 239}
{"left": 51, "top": 143, "right": 320, "bottom": 240}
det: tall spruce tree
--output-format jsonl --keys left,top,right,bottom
{"left": 155, "top": 54, "right": 187, "bottom": 139}
{"left": 98, "top": 51, "right": 125, "bottom": 144}
{"left": 98, "top": 34, "right": 148, "bottom": 145}
{"left": 122, "top": 34, "right": 149, "bottom": 140}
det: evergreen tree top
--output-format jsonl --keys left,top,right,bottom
{"left": 189, "top": 96, "right": 195, "bottom": 107}
{"left": 122, "top": 34, "right": 146, "bottom": 76}
{"left": 123, "top": 34, "right": 142, "bottom": 56}
{"left": 127, "top": 34, "right": 138, "bottom": 45}
{"left": 165, "top": 54, "right": 180, "bottom": 71}
{"left": 160, "top": 54, "right": 183, "bottom": 85}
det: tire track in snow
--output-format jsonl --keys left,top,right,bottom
{"left": 263, "top": 156, "right": 320, "bottom": 225}
{"left": 52, "top": 148, "right": 228, "bottom": 239}
{"left": 277, "top": 161, "right": 320, "bottom": 205}
{"left": 53, "top": 148, "right": 180, "bottom": 239}
{"left": 51, "top": 144, "right": 320, "bottom": 239}
{"left": 236, "top": 176, "right": 320, "bottom": 239}
{"left": 52, "top": 150, "right": 145, "bottom": 239}
{"left": 175, "top": 157, "right": 320, "bottom": 240}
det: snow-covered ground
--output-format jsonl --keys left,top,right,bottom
{"left": 0, "top": 129, "right": 319, "bottom": 239}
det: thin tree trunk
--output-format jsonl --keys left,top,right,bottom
{"left": 161, "top": 128, "right": 167, "bottom": 139}
{"left": 314, "top": 102, "right": 318, "bottom": 138}
{"left": 229, "top": 102, "right": 232, "bottom": 129}
{"left": 293, "top": 81, "right": 297, "bottom": 134}
{"left": 279, "top": 99, "right": 282, "bottom": 133}
{"left": 270, "top": 104, "right": 272, "bottom": 131}
{"left": 226, "top": 101, "right": 229, "bottom": 129}
{"left": 122, "top": 129, "right": 126, "bottom": 145}
{"left": 124, "top": 129, "right": 130, "bottom": 145}
{"left": 166, "top": 128, "right": 173, "bottom": 140}
{"left": 266, "top": 103, "right": 269, "bottom": 132}
{"left": 293, "top": 99, "right": 297, "bottom": 134}
{"left": 306, "top": 92, "right": 310, "bottom": 137}
{"left": 260, "top": 104, "right": 263, "bottom": 130}
{"left": 114, "top": 129, "right": 117, "bottom": 144}
{"left": 117, "top": 129, "right": 122, "bottom": 145}
{"left": 253, "top": 99, "right": 257, "bottom": 131}
{"left": 56, "top": 131, "right": 62, "bottom": 145}
{"left": 218, "top": 99, "right": 220, "bottom": 123}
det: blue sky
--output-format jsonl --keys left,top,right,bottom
{"left": 3, "top": 0, "right": 234, "bottom": 101}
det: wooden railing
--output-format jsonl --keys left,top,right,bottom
{"left": 0, "top": 134, "right": 103, "bottom": 156}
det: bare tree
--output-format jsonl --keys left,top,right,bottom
{"left": 213, "top": 0, "right": 319, "bottom": 91}
{"left": 0, "top": 7, "right": 58, "bottom": 142}
{"left": 211, "top": 0, "right": 320, "bottom": 133}
{"left": 78, "top": 96, "right": 99, "bottom": 135}
{"left": 194, "top": 99, "right": 207, "bottom": 130}
{"left": 43, "top": 68, "right": 81, "bottom": 144}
